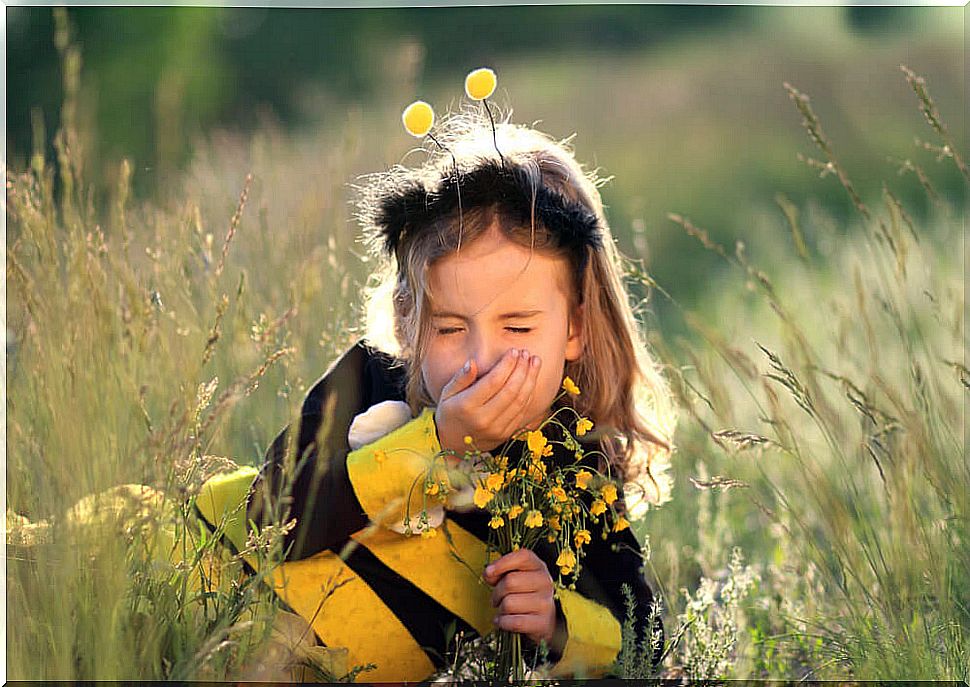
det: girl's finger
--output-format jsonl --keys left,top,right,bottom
{"left": 497, "top": 591, "right": 550, "bottom": 616}
{"left": 439, "top": 357, "right": 478, "bottom": 402}
{"left": 481, "top": 350, "right": 533, "bottom": 420}
{"left": 470, "top": 354, "right": 531, "bottom": 435}
{"left": 493, "top": 353, "right": 540, "bottom": 437}
{"left": 493, "top": 613, "right": 542, "bottom": 636}
{"left": 490, "top": 570, "right": 551, "bottom": 607}
{"left": 460, "top": 348, "right": 520, "bottom": 408}
{"left": 483, "top": 548, "right": 544, "bottom": 583}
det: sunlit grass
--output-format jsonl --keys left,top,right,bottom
{"left": 6, "top": 9, "right": 967, "bottom": 681}
{"left": 636, "top": 67, "right": 967, "bottom": 680}
{"left": 6, "top": 11, "right": 347, "bottom": 680}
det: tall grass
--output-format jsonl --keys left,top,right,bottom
{"left": 7, "top": 9, "right": 966, "bottom": 680}
{"left": 640, "top": 66, "right": 967, "bottom": 679}
{"left": 6, "top": 10, "right": 344, "bottom": 679}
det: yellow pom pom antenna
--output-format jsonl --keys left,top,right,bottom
{"left": 464, "top": 67, "right": 506, "bottom": 169}
{"left": 402, "top": 100, "right": 435, "bottom": 137}
{"left": 401, "top": 95, "right": 464, "bottom": 249}
{"left": 465, "top": 67, "right": 497, "bottom": 101}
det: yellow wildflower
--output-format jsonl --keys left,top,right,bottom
{"left": 402, "top": 101, "right": 434, "bottom": 137}
{"left": 527, "top": 458, "right": 547, "bottom": 481}
{"left": 601, "top": 483, "right": 618, "bottom": 505}
{"left": 485, "top": 472, "right": 504, "bottom": 493}
{"left": 548, "top": 515, "right": 561, "bottom": 531}
{"left": 474, "top": 485, "right": 494, "bottom": 509}
{"left": 526, "top": 429, "right": 548, "bottom": 457}
{"left": 574, "top": 470, "right": 593, "bottom": 490}
{"left": 523, "top": 510, "right": 543, "bottom": 529}
{"left": 421, "top": 527, "right": 438, "bottom": 539}
{"left": 590, "top": 499, "right": 607, "bottom": 516}
{"left": 549, "top": 486, "right": 568, "bottom": 502}
{"left": 465, "top": 67, "right": 497, "bottom": 101}
{"left": 556, "top": 548, "right": 577, "bottom": 575}
{"left": 574, "top": 529, "right": 592, "bottom": 547}
{"left": 425, "top": 481, "right": 440, "bottom": 496}
{"left": 489, "top": 515, "right": 505, "bottom": 529}
{"left": 463, "top": 435, "right": 473, "bottom": 445}
{"left": 547, "top": 534, "right": 557, "bottom": 543}
{"left": 562, "top": 376, "right": 581, "bottom": 396}
{"left": 613, "top": 516, "right": 630, "bottom": 532}
{"left": 576, "top": 417, "right": 594, "bottom": 436}
{"left": 507, "top": 505, "right": 524, "bottom": 519}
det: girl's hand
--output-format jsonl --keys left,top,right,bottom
{"left": 483, "top": 548, "right": 557, "bottom": 646}
{"left": 434, "top": 349, "right": 542, "bottom": 454}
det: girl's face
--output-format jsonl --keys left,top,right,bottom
{"left": 422, "top": 223, "right": 584, "bottom": 430}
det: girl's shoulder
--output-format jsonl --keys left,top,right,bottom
{"left": 301, "top": 338, "right": 408, "bottom": 419}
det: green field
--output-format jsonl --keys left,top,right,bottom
{"left": 6, "top": 8, "right": 967, "bottom": 681}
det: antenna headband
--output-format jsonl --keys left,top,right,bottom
{"left": 373, "top": 159, "right": 604, "bottom": 268}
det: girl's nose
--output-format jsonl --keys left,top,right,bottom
{"left": 468, "top": 330, "right": 505, "bottom": 378}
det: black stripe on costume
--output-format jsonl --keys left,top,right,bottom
{"left": 335, "top": 538, "right": 477, "bottom": 668}
{"left": 247, "top": 340, "right": 409, "bottom": 561}
{"left": 193, "top": 502, "right": 314, "bottom": 625}
{"left": 193, "top": 502, "right": 258, "bottom": 577}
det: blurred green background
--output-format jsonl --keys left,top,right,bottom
{"left": 7, "top": 7, "right": 967, "bottom": 679}
{"left": 8, "top": 5, "right": 964, "bottom": 329}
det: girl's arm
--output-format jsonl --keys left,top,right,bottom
{"left": 247, "top": 340, "right": 419, "bottom": 559}
{"left": 502, "top": 460, "right": 662, "bottom": 678}
{"left": 552, "top": 501, "right": 664, "bottom": 674}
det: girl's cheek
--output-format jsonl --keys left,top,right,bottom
{"left": 424, "top": 354, "right": 460, "bottom": 400}
{"left": 420, "top": 361, "right": 441, "bottom": 401}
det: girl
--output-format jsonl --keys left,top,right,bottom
{"left": 198, "top": 106, "right": 677, "bottom": 681}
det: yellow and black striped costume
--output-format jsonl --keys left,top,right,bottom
{"left": 196, "top": 340, "right": 663, "bottom": 681}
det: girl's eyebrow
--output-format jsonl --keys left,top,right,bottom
{"left": 431, "top": 309, "right": 544, "bottom": 320}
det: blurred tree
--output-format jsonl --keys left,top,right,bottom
{"left": 845, "top": 6, "right": 922, "bottom": 33}
{"left": 8, "top": 7, "right": 230, "bottom": 195}
{"left": 7, "top": 5, "right": 744, "bottom": 198}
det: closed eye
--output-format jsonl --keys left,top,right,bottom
{"left": 435, "top": 326, "right": 531, "bottom": 335}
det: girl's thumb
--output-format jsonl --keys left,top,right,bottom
{"left": 443, "top": 358, "right": 476, "bottom": 399}
{"left": 457, "top": 358, "right": 476, "bottom": 385}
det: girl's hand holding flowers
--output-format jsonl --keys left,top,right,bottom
{"left": 425, "top": 372, "right": 630, "bottom": 679}
{"left": 483, "top": 548, "right": 558, "bottom": 646}
{"left": 434, "top": 348, "right": 542, "bottom": 455}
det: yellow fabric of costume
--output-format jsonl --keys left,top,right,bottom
{"left": 197, "top": 407, "right": 624, "bottom": 681}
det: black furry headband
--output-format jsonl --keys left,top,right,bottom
{"left": 372, "top": 159, "right": 604, "bottom": 269}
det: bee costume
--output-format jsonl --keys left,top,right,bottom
{"left": 197, "top": 68, "right": 666, "bottom": 681}
{"left": 197, "top": 339, "right": 664, "bottom": 681}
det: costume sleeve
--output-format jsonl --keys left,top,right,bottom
{"left": 551, "top": 501, "right": 664, "bottom": 676}
{"left": 247, "top": 340, "right": 416, "bottom": 560}
{"left": 344, "top": 406, "right": 445, "bottom": 530}
{"left": 519, "top": 483, "right": 662, "bottom": 677}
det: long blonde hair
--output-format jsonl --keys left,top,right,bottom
{"left": 355, "top": 108, "right": 677, "bottom": 515}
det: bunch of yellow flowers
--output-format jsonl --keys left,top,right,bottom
{"left": 453, "top": 377, "right": 629, "bottom": 583}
